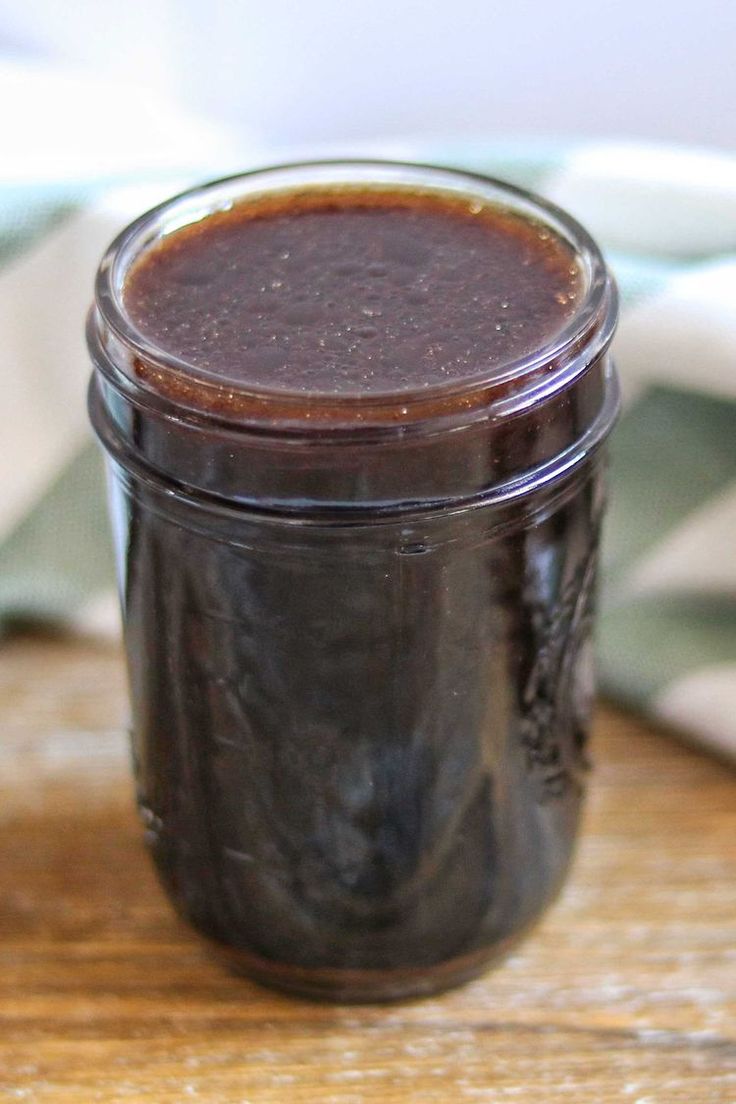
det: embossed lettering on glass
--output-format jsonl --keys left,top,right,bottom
{"left": 87, "top": 162, "right": 619, "bottom": 1001}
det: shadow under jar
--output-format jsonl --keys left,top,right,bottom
{"left": 88, "top": 161, "right": 619, "bottom": 1002}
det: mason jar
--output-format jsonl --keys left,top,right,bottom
{"left": 87, "top": 161, "right": 618, "bottom": 1001}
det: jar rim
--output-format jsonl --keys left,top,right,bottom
{"left": 93, "top": 159, "right": 617, "bottom": 430}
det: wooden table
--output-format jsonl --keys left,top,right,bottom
{"left": 1, "top": 635, "right": 734, "bottom": 1103}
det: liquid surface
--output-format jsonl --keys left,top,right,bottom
{"left": 124, "top": 190, "right": 582, "bottom": 398}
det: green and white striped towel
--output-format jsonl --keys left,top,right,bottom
{"left": 2, "top": 139, "right": 735, "bottom": 760}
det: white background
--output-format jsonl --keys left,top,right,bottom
{"left": 0, "top": 0, "right": 734, "bottom": 150}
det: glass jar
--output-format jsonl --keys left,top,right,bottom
{"left": 88, "top": 161, "right": 619, "bottom": 1002}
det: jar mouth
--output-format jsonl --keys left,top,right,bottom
{"left": 93, "top": 160, "right": 617, "bottom": 430}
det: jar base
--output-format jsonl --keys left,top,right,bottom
{"left": 206, "top": 936, "right": 523, "bottom": 1004}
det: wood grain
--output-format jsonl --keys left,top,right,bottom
{"left": 0, "top": 634, "right": 734, "bottom": 1103}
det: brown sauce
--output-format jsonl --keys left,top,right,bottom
{"left": 124, "top": 189, "right": 581, "bottom": 403}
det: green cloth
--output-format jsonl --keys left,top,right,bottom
{"left": 2, "top": 141, "right": 735, "bottom": 758}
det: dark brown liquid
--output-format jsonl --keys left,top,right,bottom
{"left": 124, "top": 190, "right": 580, "bottom": 400}
{"left": 100, "top": 186, "right": 608, "bottom": 1001}
{"left": 119, "top": 470, "right": 599, "bottom": 1000}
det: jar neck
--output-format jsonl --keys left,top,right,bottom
{"left": 88, "top": 161, "right": 619, "bottom": 515}
{"left": 89, "top": 346, "right": 618, "bottom": 517}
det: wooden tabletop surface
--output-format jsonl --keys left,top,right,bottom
{"left": 1, "top": 634, "right": 734, "bottom": 1103}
